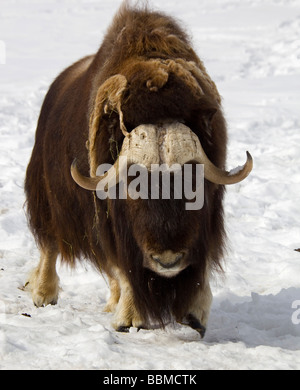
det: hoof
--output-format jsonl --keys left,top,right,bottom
{"left": 25, "top": 267, "right": 59, "bottom": 308}
{"left": 180, "top": 314, "right": 206, "bottom": 338}
{"left": 137, "top": 326, "right": 147, "bottom": 332}
{"left": 186, "top": 314, "right": 206, "bottom": 338}
{"left": 116, "top": 326, "right": 130, "bottom": 333}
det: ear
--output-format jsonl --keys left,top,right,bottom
{"left": 200, "top": 108, "right": 217, "bottom": 140}
{"left": 204, "top": 108, "right": 217, "bottom": 123}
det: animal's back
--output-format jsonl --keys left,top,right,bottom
{"left": 98, "top": 5, "right": 194, "bottom": 60}
{"left": 90, "top": 5, "right": 202, "bottom": 94}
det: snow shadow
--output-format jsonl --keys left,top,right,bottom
{"left": 205, "top": 287, "right": 300, "bottom": 350}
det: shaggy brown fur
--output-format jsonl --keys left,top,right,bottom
{"left": 25, "top": 4, "right": 227, "bottom": 329}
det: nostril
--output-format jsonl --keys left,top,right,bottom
{"left": 152, "top": 255, "right": 161, "bottom": 263}
{"left": 175, "top": 253, "right": 184, "bottom": 263}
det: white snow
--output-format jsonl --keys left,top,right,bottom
{"left": 1, "top": 0, "right": 300, "bottom": 370}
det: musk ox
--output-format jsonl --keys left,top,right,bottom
{"left": 24, "top": 4, "right": 252, "bottom": 336}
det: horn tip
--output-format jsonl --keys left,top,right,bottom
{"left": 246, "top": 151, "right": 253, "bottom": 169}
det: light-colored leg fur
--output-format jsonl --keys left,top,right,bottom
{"left": 188, "top": 281, "right": 212, "bottom": 329}
{"left": 26, "top": 246, "right": 59, "bottom": 307}
{"left": 103, "top": 275, "right": 121, "bottom": 314}
{"left": 104, "top": 267, "right": 143, "bottom": 331}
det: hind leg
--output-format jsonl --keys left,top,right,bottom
{"left": 25, "top": 245, "right": 59, "bottom": 307}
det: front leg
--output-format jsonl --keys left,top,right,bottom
{"left": 103, "top": 274, "right": 121, "bottom": 314}
{"left": 111, "top": 269, "right": 144, "bottom": 332}
{"left": 179, "top": 281, "right": 212, "bottom": 338}
{"left": 25, "top": 245, "right": 59, "bottom": 307}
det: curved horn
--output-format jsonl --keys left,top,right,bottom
{"left": 71, "top": 160, "right": 101, "bottom": 191}
{"left": 72, "top": 122, "right": 253, "bottom": 191}
{"left": 71, "top": 125, "right": 160, "bottom": 191}
{"left": 162, "top": 122, "right": 253, "bottom": 185}
{"left": 71, "top": 157, "right": 128, "bottom": 192}
{"left": 194, "top": 148, "right": 253, "bottom": 185}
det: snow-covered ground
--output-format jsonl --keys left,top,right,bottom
{"left": 1, "top": 0, "right": 300, "bottom": 370}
